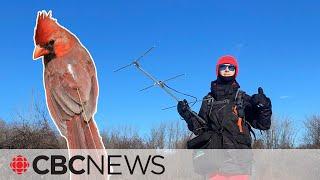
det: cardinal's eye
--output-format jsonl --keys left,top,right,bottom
{"left": 49, "top": 40, "right": 55, "bottom": 45}
{"left": 45, "top": 40, "right": 55, "bottom": 51}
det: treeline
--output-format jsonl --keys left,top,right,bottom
{"left": 0, "top": 100, "right": 319, "bottom": 149}
{"left": 252, "top": 115, "right": 320, "bottom": 149}
{"left": 0, "top": 100, "right": 190, "bottom": 149}
{"left": 0, "top": 118, "right": 189, "bottom": 149}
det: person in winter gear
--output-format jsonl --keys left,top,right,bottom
{"left": 177, "top": 55, "right": 272, "bottom": 179}
{"left": 177, "top": 55, "right": 272, "bottom": 149}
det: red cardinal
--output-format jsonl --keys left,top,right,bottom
{"left": 33, "top": 11, "right": 105, "bottom": 150}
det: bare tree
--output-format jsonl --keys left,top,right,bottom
{"left": 101, "top": 121, "right": 189, "bottom": 149}
{"left": 166, "top": 121, "right": 189, "bottom": 149}
{"left": 256, "top": 116, "right": 296, "bottom": 149}
{"left": 0, "top": 94, "right": 67, "bottom": 149}
{"left": 0, "top": 119, "right": 7, "bottom": 148}
{"left": 302, "top": 115, "right": 320, "bottom": 149}
{"left": 147, "top": 123, "right": 166, "bottom": 149}
{"left": 102, "top": 126, "right": 146, "bottom": 149}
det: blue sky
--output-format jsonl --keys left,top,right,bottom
{"left": 1, "top": 1, "right": 320, "bottom": 140}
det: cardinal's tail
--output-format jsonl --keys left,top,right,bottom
{"left": 66, "top": 115, "right": 105, "bottom": 149}
{"left": 84, "top": 117, "right": 105, "bottom": 149}
{"left": 66, "top": 116, "right": 109, "bottom": 180}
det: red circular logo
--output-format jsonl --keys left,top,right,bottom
{"left": 10, "top": 155, "right": 30, "bottom": 175}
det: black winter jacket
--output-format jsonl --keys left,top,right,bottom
{"left": 182, "top": 80, "right": 272, "bottom": 149}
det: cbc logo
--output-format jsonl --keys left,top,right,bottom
{"left": 10, "top": 155, "right": 30, "bottom": 175}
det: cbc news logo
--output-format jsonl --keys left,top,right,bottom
{"left": 6, "top": 153, "right": 165, "bottom": 176}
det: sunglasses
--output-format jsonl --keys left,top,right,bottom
{"left": 219, "top": 64, "right": 236, "bottom": 71}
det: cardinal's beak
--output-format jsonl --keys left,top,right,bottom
{"left": 33, "top": 45, "right": 49, "bottom": 60}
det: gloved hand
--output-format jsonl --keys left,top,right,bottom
{"left": 251, "top": 87, "right": 271, "bottom": 109}
{"left": 251, "top": 87, "right": 272, "bottom": 130}
{"left": 177, "top": 99, "right": 192, "bottom": 120}
{"left": 177, "top": 99, "right": 205, "bottom": 134}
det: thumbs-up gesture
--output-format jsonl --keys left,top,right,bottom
{"left": 251, "top": 87, "right": 271, "bottom": 109}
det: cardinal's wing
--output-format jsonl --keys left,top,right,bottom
{"left": 45, "top": 59, "right": 97, "bottom": 135}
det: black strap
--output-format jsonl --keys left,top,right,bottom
{"left": 206, "top": 95, "right": 227, "bottom": 133}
